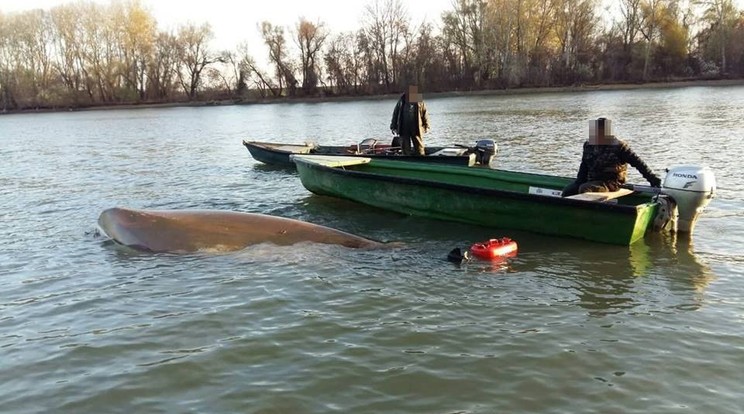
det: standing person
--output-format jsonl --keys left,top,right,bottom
{"left": 562, "top": 117, "right": 662, "bottom": 197}
{"left": 390, "top": 85, "right": 430, "bottom": 155}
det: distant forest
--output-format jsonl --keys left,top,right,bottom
{"left": 1, "top": 0, "right": 743, "bottom": 111}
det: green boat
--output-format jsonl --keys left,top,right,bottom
{"left": 290, "top": 155, "right": 676, "bottom": 245}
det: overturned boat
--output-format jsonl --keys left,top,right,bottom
{"left": 97, "top": 207, "right": 387, "bottom": 253}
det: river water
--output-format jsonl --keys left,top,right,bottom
{"left": 1, "top": 86, "right": 743, "bottom": 413}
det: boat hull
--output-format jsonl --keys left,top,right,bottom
{"left": 243, "top": 140, "right": 476, "bottom": 168}
{"left": 97, "top": 207, "right": 385, "bottom": 252}
{"left": 292, "top": 156, "right": 659, "bottom": 245}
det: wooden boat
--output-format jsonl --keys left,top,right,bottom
{"left": 290, "top": 155, "right": 665, "bottom": 245}
{"left": 242, "top": 139, "right": 490, "bottom": 168}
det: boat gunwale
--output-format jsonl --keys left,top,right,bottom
{"left": 243, "top": 140, "right": 482, "bottom": 170}
{"left": 243, "top": 140, "right": 454, "bottom": 152}
{"left": 244, "top": 140, "right": 316, "bottom": 151}
{"left": 243, "top": 140, "right": 465, "bottom": 157}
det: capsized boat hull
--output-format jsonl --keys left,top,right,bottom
{"left": 98, "top": 207, "right": 385, "bottom": 253}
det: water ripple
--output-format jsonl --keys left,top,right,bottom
{"left": 1, "top": 88, "right": 743, "bottom": 413}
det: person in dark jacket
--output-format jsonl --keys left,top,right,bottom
{"left": 562, "top": 117, "right": 662, "bottom": 197}
{"left": 390, "top": 85, "right": 430, "bottom": 155}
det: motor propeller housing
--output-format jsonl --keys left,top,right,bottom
{"left": 661, "top": 165, "right": 716, "bottom": 233}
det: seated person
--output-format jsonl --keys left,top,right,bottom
{"left": 562, "top": 117, "right": 661, "bottom": 197}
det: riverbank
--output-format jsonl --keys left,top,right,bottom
{"left": 3, "top": 78, "right": 743, "bottom": 115}
{"left": 429, "top": 78, "right": 744, "bottom": 97}
{"left": 235, "top": 78, "right": 744, "bottom": 104}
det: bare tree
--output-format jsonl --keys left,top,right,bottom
{"left": 0, "top": 9, "right": 57, "bottom": 108}
{"left": 408, "top": 23, "right": 445, "bottom": 89}
{"left": 655, "top": 2, "right": 689, "bottom": 76}
{"left": 215, "top": 50, "right": 242, "bottom": 96}
{"left": 175, "top": 22, "right": 220, "bottom": 99}
{"left": 294, "top": 18, "right": 328, "bottom": 95}
{"left": 235, "top": 41, "right": 278, "bottom": 98}
{"left": 554, "top": 0, "right": 599, "bottom": 83}
{"left": 111, "top": 0, "right": 156, "bottom": 100}
{"left": 613, "top": 0, "right": 645, "bottom": 79}
{"left": 639, "top": 0, "right": 667, "bottom": 80}
{"left": 361, "top": 0, "right": 409, "bottom": 90}
{"left": 526, "top": 0, "right": 559, "bottom": 84}
{"left": 0, "top": 11, "right": 18, "bottom": 110}
{"left": 1, "top": 0, "right": 742, "bottom": 110}
{"left": 207, "top": 52, "right": 235, "bottom": 95}
{"left": 481, "top": 0, "right": 521, "bottom": 85}
{"left": 324, "top": 32, "right": 364, "bottom": 94}
{"left": 442, "top": 0, "right": 489, "bottom": 86}
{"left": 146, "top": 30, "right": 180, "bottom": 100}
{"left": 78, "top": 2, "right": 120, "bottom": 103}
{"left": 260, "top": 21, "right": 298, "bottom": 96}
{"left": 694, "top": 0, "right": 738, "bottom": 75}
{"left": 49, "top": 3, "right": 88, "bottom": 104}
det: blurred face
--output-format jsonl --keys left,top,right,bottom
{"left": 407, "top": 85, "right": 420, "bottom": 102}
{"left": 588, "top": 119, "right": 613, "bottom": 144}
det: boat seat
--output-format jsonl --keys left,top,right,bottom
{"left": 431, "top": 148, "right": 468, "bottom": 157}
{"left": 291, "top": 154, "right": 371, "bottom": 168}
{"left": 358, "top": 138, "right": 378, "bottom": 154}
{"left": 566, "top": 188, "right": 633, "bottom": 202}
{"left": 274, "top": 145, "right": 312, "bottom": 153}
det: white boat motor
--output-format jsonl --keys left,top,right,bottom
{"left": 661, "top": 165, "right": 716, "bottom": 233}
{"left": 474, "top": 139, "right": 498, "bottom": 166}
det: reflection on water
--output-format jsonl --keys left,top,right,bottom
{"left": 448, "top": 254, "right": 516, "bottom": 274}
{"left": 298, "top": 188, "right": 718, "bottom": 318}
{"left": 627, "top": 238, "right": 652, "bottom": 276}
{"left": 644, "top": 232, "right": 716, "bottom": 293}
{"left": 630, "top": 232, "right": 712, "bottom": 279}
{"left": 571, "top": 232, "right": 715, "bottom": 317}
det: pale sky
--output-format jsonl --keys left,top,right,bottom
{"left": 0, "top": 0, "right": 455, "bottom": 53}
{"left": 2, "top": 0, "right": 744, "bottom": 70}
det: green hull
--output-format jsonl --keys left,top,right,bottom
{"left": 293, "top": 156, "right": 659, "bottom": 245}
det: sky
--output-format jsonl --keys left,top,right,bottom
{"left": 0, "top": 0, "right": 455, "bottom": 54}
{"left": 2, "top": 0, "right": 744, "bottom": 69}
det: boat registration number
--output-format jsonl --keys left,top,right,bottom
{"left": 528, "top": 186, "right": 562, "bottom": 197}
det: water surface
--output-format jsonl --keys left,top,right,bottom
{"left": 1, "top": 86, "right": 743, "bottom": 413}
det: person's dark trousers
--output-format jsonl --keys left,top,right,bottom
{"left": 401, "top": 134, "right": 425, "bottom": 155}
{"left": 561, "top": 180, "right": 616, "bottom": 197}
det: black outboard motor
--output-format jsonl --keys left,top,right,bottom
{"left": 474, "top": 139, "right": 497, "bottom": 166}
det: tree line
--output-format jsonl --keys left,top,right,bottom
{"left": 1, "top": 0, "right": 743, "bottom": 111}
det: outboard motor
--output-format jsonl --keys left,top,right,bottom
{"left": 661, "top": 165, "right": 716, "bottom": 234}
{"left": 474, "top": 139, "right": 497, "bottom": 166}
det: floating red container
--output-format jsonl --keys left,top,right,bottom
{"left": 469, "top": 237, "right": 518, "bottom": 260}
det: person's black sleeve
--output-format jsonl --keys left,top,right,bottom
{"left": 620, "top": 142, "right": 662, "bottom": 187}
{"left": 390, "top": 100, "right": 401, "bottom": 132}
{"left": 575, "top": 142, "right": 588, "bottom": 183}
